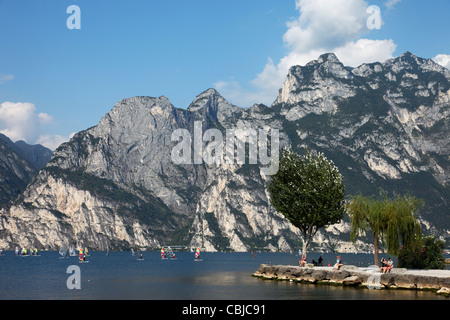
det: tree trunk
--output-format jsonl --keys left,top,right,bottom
{"left": 301, "top": 236, "right": 310, "bottom": 258}
{"left": 374, "top": 234, "right": 380, "bottom": 267}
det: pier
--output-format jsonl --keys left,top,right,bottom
{"left": 253, "top": 264, "right": 450, "bottom": 297}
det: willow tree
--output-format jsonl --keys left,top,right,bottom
{"left": 268, "top": 147, "right": 346, "bottom": 256}
{"left": 347, "top": 191, "right": 423, "bottom": 266}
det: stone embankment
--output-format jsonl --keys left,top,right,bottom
{"left": 253, "top": 264, "right": 450, "bottom": 297}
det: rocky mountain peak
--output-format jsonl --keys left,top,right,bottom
{"left": 187, "top": 88, "right": 227, "bottom": 112}
{"left": 110, "top": 95, "right": 174, "bottom": 115}
{"left": 92, "top": 95, "right": 176, "bottom": 135}
{"left": 313, "top": 52, "right": 341, "bottom": 65}
{"left": 384, "top": 51, "right": 450, "bottom": 78}
{"left": 273, "top": 52, "right": 354, "bottom": 109}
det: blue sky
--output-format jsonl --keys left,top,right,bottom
{"left": 0, "top": 0, "right": 449, "bottom": 150}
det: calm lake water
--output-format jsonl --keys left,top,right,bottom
{"left": 0, "top": 251, "right": 448, "bottom": 300}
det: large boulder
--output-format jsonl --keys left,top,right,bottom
{"left": 393, "top": 274, "right": 417, "bottom": 289}
{"left": 342, "top": 276, "right": 361, "bottom": 286}
{"left": 380, "top": 274, "right": 397, "bottom": 287}
{"left": 329, "top": 270, "right": 350, "bottom": 282}
{"left": 416, "top": 275, "right": 445, "bottom": 290}
{"left": 437, "top": 287, "right": 450, "bottom": 297}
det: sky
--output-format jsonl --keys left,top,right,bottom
{"left": 0, "top": 0, "right": 449, "bottom": 150}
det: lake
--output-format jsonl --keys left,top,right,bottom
{"left": 0, "top": 251, "right": 448, "bottom": 300}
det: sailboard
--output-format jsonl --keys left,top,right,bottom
{"left": 136, "top": 247, "right": 144, "bottom": 261}
{"left": 78, "top": 248, "right": 88, "bottom": 263}
{"left": 194, "top": 247, "right": 202, "bottom": 262}
{"left": 161, "top": 247, "right": 168, "bottom": 260}
{"left": 167, "top": 246, "right": 177, "bottom": 260}
{"left": 69, "top": 245, "right": 77, "bottom": 256}
{"left": 59, "top": 243, "right": 67, "bottom": 258}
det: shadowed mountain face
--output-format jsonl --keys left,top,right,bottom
{"left": 0, "top": 52, "right": 448, "bottom": 251}
{"left": 0, "top": 134, "right": 52, "bottom": 207}
{"left": 0, "top": 137, "right": 37, "bottom": 206}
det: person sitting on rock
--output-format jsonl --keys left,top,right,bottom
{"left": 380, "top": 257, "right": 387, "bottom": 273}
{"left": 385, "top": 258, "right": 393, "bottom": 273}
{"left": 334, "top": 255, "right": 343, "bottom": 270}
{"left": 299, "top": 254, "right": 307, "bottom": 267}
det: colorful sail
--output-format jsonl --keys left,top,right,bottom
{"left": 195, "top": 247, "right": 200, "bottom": 259}
{"left": 79, "top": 248, "right": 85, "bottom": 261}
{"left": 161, "top": 247, "right": 166, "bottom": 259}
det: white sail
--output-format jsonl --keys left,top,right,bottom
{"left": 59, "top": 242, "right": 67, "bottom": 256}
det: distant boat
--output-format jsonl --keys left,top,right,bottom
{"left": 136, "top": 247, "right": 144, "bottom": 261}
{"left": 168, "top": 247, "right": 176, "bottom": 260}
{"left": 69, "top": 245, "right": 77, "bottom": 256}
{"left": 59, "top": 243, "right": 67, "bottom": 258}
{"left": 131, "top": 248, "right": 135, "bottom": 256}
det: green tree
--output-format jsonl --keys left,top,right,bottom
{"left": 268, "top": 147, "right": 346, "bottom": 257}
{"left": 398, "top": 236, "right": 446, "bottom": 270}
{"left": 347, "top": 191, "right": 423, "bottom": 266}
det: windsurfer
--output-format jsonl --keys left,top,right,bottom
{"left": 79, "top": 248, "right": 86, "bottom": 261}
{"left": 195, "top": 247, "right": 200, "bottom": 260}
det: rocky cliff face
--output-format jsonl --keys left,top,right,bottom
{"left": 0, "top": 52, "right": 448, "bottom": 251}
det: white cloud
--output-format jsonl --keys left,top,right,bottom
{"left": 385, "top": 0, "right": 402, "bottom": 10}
{"left": 37, "top": 112, "right": 53, "bottom": 124}
{"left": 283, "top": 0, "right": 370, "bottom": 53}
{"left": 36, "top": 134, "right": 71, "bottom": 151}
{"left": 333, "top": 38, "right": 397, "bottom": 67}
{"left": 0, "top": 102, "right": 42, "bottom": 142}
{"left": 215, "top": 0, "right": 397, "bottom": 107}
{"left": 0, "top": 101, "right": 70, "bottom": 150}
{"left": 0, "top": 74, "right": 14, "bottom": 84}
{"left": 433, "top": 54, "right": 450, "bottom": 70}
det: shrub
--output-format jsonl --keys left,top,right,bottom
{"left": 398, "top": 235, "right": 445, "bottom": 269}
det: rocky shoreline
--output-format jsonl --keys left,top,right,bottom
{"left": 252, "top": 264, "right": 450, "bottom": 297}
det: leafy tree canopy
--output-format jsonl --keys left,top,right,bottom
{"left": 268, "top": 147, "right": 346, "bottom": 255}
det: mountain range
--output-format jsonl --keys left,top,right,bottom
{"left": 0, "top": 52, "right": 448, "bottom": 252}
